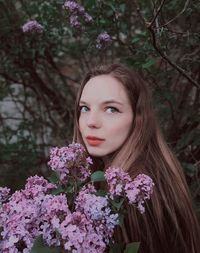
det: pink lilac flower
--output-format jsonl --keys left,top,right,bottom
{"left": 70, "top": 15, "right": 81, "bottom": 29}
{"left": 105, "top": 167, "right": 154, "bottom": 214}
{"left": 0, "top": 187, "right": 10, "bottom": 203}
{"left": 48, "top": 143, "right": 92, "bottom": 183}
{"left": 96, "top": 32, "right": 112, "bottom": 49}
{"left": 125, "top": 174, "right": 154, "bottom": 214}
{"left": 84, "top": 13, "right": 93, "bottom": 23}
{"left": 0, "top": 176, "right": 68, "bottom": 252}
{"left": 63, "top": 1, "right": 85, "bottom": 14}
{"left": 63, "top": 0, "right": 93, "bottom": 30}
{"left": 0, "top": 145, "right": 154, "bottom": 253}
{"left": 0, "top": 191, "right": 43, "bottom": 252}
{"left": 23, "top": 175, "right": 56, "bottom": 198}
{"left": 76, "top": 191, "right": 118, "bottom": 244}
{"left": 59, "top": 212, "right": 106, "bottom": 253}
{"left": 40, "top": 194, "right": 70, "bottom": 247}
{"left": 59, "top": 212, "right": 89, "bottom": 251}
{"left": 105, "top": 167, "right": 132, "bottom": 198}
{"left": 79, "top": 183, "right": 96, "bottom": 195}
{"left": 22, "top": 20, "right": 44, "bottom": 33}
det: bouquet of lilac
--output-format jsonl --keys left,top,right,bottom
{"left": 0, "top": 143, "right": 154, "bottom": 253}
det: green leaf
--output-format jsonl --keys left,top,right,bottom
{"left": 119, "top": 4, "right": 126, "bottom": 13}
{"left": 65, "top": 185, "right": 75, "bottom": 193}
{"left": 124, "top": 242, "right": 140, "bottom": 253}
{"left": 131, "top": 37, "right": 140, "bottom": 44}
{"left": 30, "top": 236, "right": 60, "bottom": 253}
{"left": 51, "top": 185, "right": 65, "bottom": 195}
{"left": 48, "top": 171, "right": 60, "bottom": 184}
{"left": 91, "top": 170, "right": 105, "bottom": 182}
{"left": 142, "top": 58, "right": 155, "bottom": 69}
{"left": 105, "top": 2, "right": 116, "bottom": 12}
{"left": 95, "top": 189, "right": 107, "bottom": 196}
{"left": 110, "top": 198, "right": 125, "bottom": 211}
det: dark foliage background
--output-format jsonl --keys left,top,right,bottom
{"left": 0, "top": 0, "right": 199, "bottom": 217}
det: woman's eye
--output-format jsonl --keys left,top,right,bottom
{"left": 106, "top": 107, "right": 119, "bottom": 113}
{"left": 79, "top": 106, "right": 89, "bottom": 113}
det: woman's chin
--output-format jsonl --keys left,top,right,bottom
{"left": 86, "top": 147, "right": 107, "bottom": 157}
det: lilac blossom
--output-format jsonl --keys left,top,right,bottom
{"left": 0, "top": 187, "right": 10, "bottom": 204}
{"left": 0, "top": 176, "right": 61, "bottom": 252}
{"left": 22, "top": 20, "right": 44, "bottom": 33}
{"left": 70, "top": 15, "right": 81, "bottom": 29}
{"left": 23, "top": 175, "right": 56, "bottom": 198}
{"left": 63, "top": 0, "right": 93, "bottom": 30}
{"left": 63, "top": 0, "right": 85, "bottom": 14}
{"left": 48, "top": 143, "right": 92, "bottom": 183}
{"left": 59, "top": 212, "right": 89, "bottom": 251}
{"left": 0, "top": 191, "right": 43, "bottom": 252}
{"left": 0, "top": 144, "right": 155, "bottom": 252}
{"left": 79, "top": 183, "right": 97, "bottom": 195}
{"left": 84, "top": 13, "right": 93, "bottom": 23}
{"left": 59, "top": 212, "right": 106, "bottom": 252}
{"left": 105, "top": 167, "right": 132, "bottom": 198}
{"left": 76, "top": 191, "right": 119, "bottom": 243}
{"left": 96, "top": 32, "right": 112, "bottom": 49}
{"left": 105, "top": 167, "right": 154, "bottom": 214}
{"left": 40, "top": 194, "right": 70, "bottom": 247}
{"left": 0, "top": 180, "right": 69, "bottom": 252}
{"left": 126, "top": 174, "right": 154, "bottom": 214}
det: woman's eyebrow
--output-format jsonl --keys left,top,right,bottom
{"left": 79, "top": 100, "right": 88, "bottom": 105}
{"left": 79, "top": 100, "right": 123, "bottom": 105}
{"left": 102, "top": 100, "right": 123, "bottom": 105}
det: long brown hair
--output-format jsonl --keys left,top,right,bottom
{"left": 73, "top": 64, "right": 200, "bottom": 253}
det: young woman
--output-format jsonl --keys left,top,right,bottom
{"left": 73, "top": 64, "right": 200, "bottom": 253}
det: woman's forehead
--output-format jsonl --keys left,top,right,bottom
{"left": 80, "top": 75, "right": 130, "bottom": 104}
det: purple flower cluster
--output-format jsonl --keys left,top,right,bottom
{"left": 0, "top": 175, "right": 115, "bottom": 252}
{"left": 22, "top": 20, "right": 44, "bottom": 33}
{"left": 0, "top": 176, "right": 66, "bottom": 252}
{"left": 0, "top": 143, "right": 154, "bottom": 252}
{"left": 64, "top": 0, "right": 85, "bottom": 14}
{"left": 63, "top": 0, "right": 93, "bottom": 29}
{"left": 105, "top": 167, "right": 154, "bottom": 213}
{"left": 55, "top": 185, "right": 118, "bottom": 252}
{"left": 57, "top": 193, "right": 117, "bottom": 253}
{"left": 59, "top": 211, "right": 106, "bottom": 252}
{"left": 76, "top": 190, "right": 118, "bottom": 243}
{"left": 48, "top": 143, "right": 92, "bottom": 183}
{"left": 96, "top": 32, "right": 112, "bottom": 49}
{"left": 105, "top": 167, "right": 131, "bottom": 198}
{"left": 126, "top": 174, "right": 154, "bottom": 214}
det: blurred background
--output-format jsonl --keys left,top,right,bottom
{"left": 0, "top": 0, "right": 199, "bottom": 217}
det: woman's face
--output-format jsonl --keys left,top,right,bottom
{"left": 79, "top": 74, "right": 133, "bottom": 158}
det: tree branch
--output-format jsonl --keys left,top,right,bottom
{"left": 148, "top": 25, "right": 200, "bottom": 89}
{"left": 149, "top": 0, "right": 166, "bottom": 28}
{"left": 162, "top": 0, "right": 190, "bottom": 27}
{"left": 133, "top": 0, "right": 200, "bottom": 89}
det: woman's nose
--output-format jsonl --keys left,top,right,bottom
{"left": 87, "top": 112, "right": 101, "bottom": 128}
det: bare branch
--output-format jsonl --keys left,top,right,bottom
{"left": 133, "top": 0, "right": 200, "bottom": 89}
{"left": 148, "top": 25, "right": 200, "bottom": 89}
{"left": 149, "top": 0, "right": 166, "bottom": 28}
{"left": 162, "top": 0, "right": 190, "bottom": 27}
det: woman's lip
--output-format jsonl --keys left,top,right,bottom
{"left": 86, "top": 139, "right": 104, "bottom": 146}
{"left": 86, "top": 136, "right": 105, "bottom": 141}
